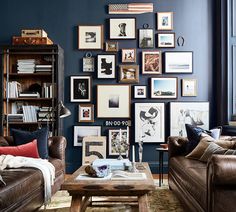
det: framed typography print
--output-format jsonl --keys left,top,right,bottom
{"left": 78, "top": 104, "right": 94, "bottom": 122}
{"left": 157, "top": 33, "right": 175, "bottom": 48}
{"left": 122, "top": 48, "right": 136, "bottom": 63}
{"left": 97, "top": 85, "right": 131, "bottom": 118}
{"left": 134, "top": 85, "right": 147, "bottom": 99}
{"left": 139, "top": 29, "right": 154, "bottom": 48}
{"left": 157, "top": 12, "right": 173, "bottom": 30}
{"left": 135, "top": 103, "right": 165, "bottom": 143}
{"left": 142, "top": 51, "right": 162, "bottom": 74}
{"left": 97, "top": 54, "right": 116, "bottom": 79}
{"left": 182, "top": 79, "right": 197, "bottom": 96}
{"left": 119, "top": 65, "right": 139, "bottom": 83}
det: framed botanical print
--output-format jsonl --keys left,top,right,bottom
{"left": 97, "top": 54, "right": 116, "bottom": 79}
{"left": 78, "top": 104, "right": 94, "bottom": 122}
{"left": 139, "top": 29, "right": 154, "bottom": 48}
{"left": 105, "top": 41, "right": 118, "bottom": 52}
{"left": 119, "top": 65, "right": 139, "bottom": 83}
{"left": 157, "top": 12, "right": 173, "bottom": 30}
{"left": 133, "top": 85, "right": 147, "bottom": 99}
{"left": 97, "top": 85, "right": 131, "bottom": 118}
{"left": 142, "top": 51, "right": 162, "bottom": 74}
{"left": 78, "top": 25, "right": 103, "bottom": 50}
{"left": 182, "top": 79, "right": 197, "bottom": 96}
{"left": 157, "top": 33, "right": 175, "bottom": 48}
{"left": 135, "top": 103, "right": 165, "bottom": 143}
{"left": 122, "top": 48, "right": 136, "bottom": 63}
{"left": 70, "top": 76, "right": 91, "bottom": 102}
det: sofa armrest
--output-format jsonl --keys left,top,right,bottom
{"left": 48, "top": 136, "right": 67, "bottom": 161}
{"left": 168, "top": 136, "right": 189, "bottom": 158}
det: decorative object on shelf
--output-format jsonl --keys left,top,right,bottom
{"left": 78, "top": 104, "right": 94, "bottom": 123}
{"left": 97, "top": 54, "right": 116, "bottom": 79}
{"left": 133, "top": 85, "right": 147, "bottom": 99}
{"left": 138, "top": 139, "right": 143, "bottom": 163}
{"left": 157, "top": 12, "right": 173, "bottom": 31}
{"left": 97, "top": 85, "right": 131, "bottom": 118}
{"left": 73, "top": 126, "right": 101, "bottom": 146}
{"left": 105, "top": 41, "right": 119, "bottom": 52}
{"left": 122, "top": 48, "right": 136, "bottom": 63}
{"left": 70, "top": 76, "right": 91, "bottom": 102}
{"left": 139, "top": 24, "right": 154, "bottom": 48}
{"left": 170, "top": 102, "right": 209, "bottom": 137}
{"left": 142, "top": 51, "right": 162, "bottom": 74}
{"left": 108, "top": 3, "right": 153, "bottom": 14}
{"left": 130, "top": 145, "right": 139, "bottom": 172}
{"left": 181, "top": 79, "right": 197, "bottom": 96}
{"left": 83, "top": 52, "right": 95, "bottom": 72}
{"left": 109, "top": 18, "right": 136, "bottom": 40}
{"left": 21, "top": 29, "right": 48, "bottom": 37}
{"left": 12, "top": 36, "right": 53, "bottom": 45}
{"left": 135, "top": 103, "right": 165, "bottom": 143}
{"left": 119, "top": 65, "right": 139, "bottom": 83}
{"left": 165, "top": 51, "right": 193, "bottom": 73}
{"left": 151, "top": 77, "right": 178, "bottom": 99}
{"left": 78, "top": 25, "right": 104, "bottom": 50}
{"left": 157, "top": 33, "right": 175, "bottom": 48}
{"left": 177, "top": 36, "right": 185, "bottom": 46}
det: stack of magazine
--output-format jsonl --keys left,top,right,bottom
{"left": 17, "top": 59, "right": 36, "bottom": 74}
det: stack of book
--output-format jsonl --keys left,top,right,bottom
{"left": 35, "top": 64, "right": 52, "bottom": 73}
{"left": 7, "top": 114, "right": 24, "bottom": 123}
{"left": 22, "top": 105, "right": 39, "bottom": 122}
{"left": 17, "top": 59, "right": 36, "bottom": 73}
{"left": 38, "top": 106, "right": 53, "bottom": 122}
{"left": 7, "top": 81, "right": 21, "bottom": 98}
{"left": 19, "top": 91, "right": 40, "bottom": 98}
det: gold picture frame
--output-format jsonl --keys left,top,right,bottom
{"left": 119, "top": 65, "right": 139, "bottom": 83}
{"left": 78, "top": 104, "right": 94, "bottom": 123}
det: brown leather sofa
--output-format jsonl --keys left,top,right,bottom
{"left": 168, "top": 136, "right": 236, "bottom": 212}
{"left": 0, "top": 136, "right": 67, "bottom": 212}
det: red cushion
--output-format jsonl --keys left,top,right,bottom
{"left": 0, "top": 139, "right": 39, "bottom": 158}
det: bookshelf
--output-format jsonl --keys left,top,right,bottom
{"left": 0, "top": 45, "right": 64, "bottom": 136}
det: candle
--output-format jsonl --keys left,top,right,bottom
{"left": 132, "top": 145, "right": 135, "bottom": 162}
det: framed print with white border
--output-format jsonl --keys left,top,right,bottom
{"left": 78, "top": 104, "right": 94, "bottom": 122}
{"left": 182, "top": 79, "right": 197, "bottom": 96}
{"left": 142, "top": 51, "right": 162, "bottom": 74}
{"left": 97, "top": 54, "right": 116, "bottom": 79}
{"left": 157, "top": 33, "right": 175, "bottom": 48}
{"left": 157, "top": 12, "right": 173, "bottom": 30}
{"left": 139, "top": 29, "right": 154, "bottom": 48}
{"left": 134, "top": 85, "right": 147, "bottom": 99}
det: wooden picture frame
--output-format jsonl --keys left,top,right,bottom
{"left": 122, "top": 48, "right": 136, "bottom": 63}
{"left": 97, "top": 54, "right": 116, "bottom": 79}
{"left": 133, "top": 85, "right": 147, "bottom": 99}
{"left": 182, "top": 79, "right": 197, "bottom": 96}
{"left": 139, "top": 29, "right": 154, "bottom": 48}
{"left": 157, "top": 12, "right": 173, "bottom": 30}
{"left": 105, "top": 41, "right": 118, "bottom": 52}
{"left": 78, "top": 104, "right": 94, "bottom": 122}
{"left": 157, "top": 33, "right": 175, "bottom": 48}
{"left": 142, "top": 51, "right": 162, "bottom": 74}
{"left": 119, "top": 65, "right": 139, "bottom": 83}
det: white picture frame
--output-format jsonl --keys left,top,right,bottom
{"left": 157, "top": 12, "right": 173, "bottom": 30}
{"left": 182, "top": 79, "right": 197, "bottom": 96}
{"left": 97, "top": 54, "right": 116, "bottom": 79}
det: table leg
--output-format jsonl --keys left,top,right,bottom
{"left": 138, "top": 194, "right": 148, "bottom": 212}
{"left": 161, "top": 152, "right": 164, "bottom": 183}
{"left": 159, "top": 151, "right": 161, "bottom": 187}
{"left": 70, "top": 195, "right": 82, "bottom": 212}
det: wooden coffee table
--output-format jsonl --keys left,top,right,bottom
{"left": 61, "top": 162, "right": 155, "bottom": 212}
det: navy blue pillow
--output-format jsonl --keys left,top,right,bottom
{"left": 11, "top": 127, "right": 49, "bottom": 159}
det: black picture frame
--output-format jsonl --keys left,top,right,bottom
{"left": 139, "top": 29, "right": 154, "bottom": 48}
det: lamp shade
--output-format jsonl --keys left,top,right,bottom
{"left": 59, "top": 101, "right": 71, "bottom": 118}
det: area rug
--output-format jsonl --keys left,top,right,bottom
{"left": 40, "top": 180, "right": 184, "bottom": 212}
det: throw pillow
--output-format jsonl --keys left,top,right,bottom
{"left": 12, "top": 127, "right": 48, "bottom": 159}
{"left": 0, "top": 139, "right": 39, "bottom": 158}
{"left": 208, "top": 126, "right": 222, "bottom": 140}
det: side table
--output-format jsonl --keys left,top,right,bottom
{"left": 156, "top": 147, "right": 168, "bottom": 187}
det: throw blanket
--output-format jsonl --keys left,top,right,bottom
{"left": 0, "top": 155, "right": 55, "bottom": 205}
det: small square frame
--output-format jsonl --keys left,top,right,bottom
{"left": 157, "top": 33, "right": 175, "bottom": 48}
{"left": 157, "top": 12, "right": 173, "bottom": 31}
{"left": 133, "top": 85, "right": 147, "bottom": 99}
{"left": 181, "top": 79, "right": 197, "bottom": 96}
{"left": 78, "top": 104, "right": 94, "bottom": 123}
{"left": 105, "top": 41, "right": 119, "bottom": 52}
{"left": 119, "top": 65, "right": 139, "bottom": 83}
{"left": 122, "top": 48, "right": 136, "bottom": 63}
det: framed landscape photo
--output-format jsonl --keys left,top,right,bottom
{"left": 97, "top": 85, "right": 131, "bottom": 118}
{"left": 97, "top": 54, "right": 116, "bottom": 79}
{"left": 157, "top": 12, "right": 173, "bottom": 30}
{"left": 182, "top": 79, "right": 197, "bottom": 96}
{"left": 165, "top": 51, "right": 193, "bottom": 73}
{"left": 139, "top": 29, "right": 154, "bottom": 48}
{"left": 70, "top": 76, "right": 91, "bottom": 102}
{"left": 78, "top": 104, "right": 94, "bottom": 123}
{"left": 119, "top": 65, "right": 139, "bottom": 83}
{"left": 135, "top": 103, "right": 165, "bottom": 143}
{"left": 78, "top": 25, "right": 103, "bottom": 50}
{"left": 122, "top": 48, "right": 136, "bottom": 63}
{"left": 151, "top": 77, "right": 178, "bottom": 99}
{"left": 109, "top": 18, "right": 136, "bottom": 39}
{"left": 134, "top": 85, "right": 147, "bottom": 99}
{"left": 142, "top": 51, "right": 162, "bottom": 74}
{"left": 170, "top": 102, "right": 209, "bottom": 137}
{"left": 105, "top": 41, "right": 118, "bottom": 52}
{"left": 157, "top": 33, "right": 175, "bottom": 48}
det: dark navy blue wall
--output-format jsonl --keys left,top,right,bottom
{"left": 0, "top": 0, "right": 214, "bottom": 173}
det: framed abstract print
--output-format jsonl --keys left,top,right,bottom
{"left": 97, "top": 54, "right": 116, "bottom": 79}
{"left": 142, "top": 51, "right": 162, "bottom": 74}
{"left": 182, "top": 79, "right": 197, "bottom": 96}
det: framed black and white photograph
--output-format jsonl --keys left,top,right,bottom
{"left": 83, "top": 52, "right": 94, "bottom": 72}
{"left": 119, "top": 65, "right": 139, "bottom": 83}
{"left": 74, "top": 126, "right": 101, "bottom": 146}
{"left": 157, "top": 33, "right": 175, "bottom": 48}
{"left": 157, "top": 12, "right": 173, "bottom": 30}
{"left": 109, "top": 18, "right": 136, "bottom": 40}
{"left": 139, "top": 29, "right": 154, "bottom": 48}
{"left": 122, "top": 48, "right": 136, "bottom": 63}
{"left": 165, "top": 51, "right": 193, "bottom": 73}
{"left": 97, "top": 85, "right": 131, "bottom": 118}
{"left": 78, "top": 25, "right": 103, "bottom": 50}
{"left": 70, "top": 76, "right": 91, "bottom": 102}
{"left": 151, "top": 77, "right": 177, "bottom": 99}
{"left": 134, "top": 85, "right": 147, "bottom": 99}
{"left": 142, "top": 51, "right": 162, "bottom": 74}
{"left": 135, "top": 103, "right": 165, "bottom": 143}
{"left": 182, "top": 79, "right": 197, "bottom": 96}
{"left": 97, "top": 54, "right": 116, "bottom": 79}
{"left": 105, "top": 41, "right": 118, "bottom": 52}
{"left": 78, "top": 104, "right": 94, "bottom": 123}
{"left": 170, "top": 102, "right": 209, "bottom": 136}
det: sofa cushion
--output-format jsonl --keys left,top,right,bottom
{"left": 0, "top": 137, "right": 9, "bottom": 147}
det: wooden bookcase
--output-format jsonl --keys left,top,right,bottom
{"left": 0, "top": 45, "right": 64, "bottom": 136}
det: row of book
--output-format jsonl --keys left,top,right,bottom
{"left": 7, "top": 81, "right": 21, "bottom": 98}
{"left": 42, "top": 83, "right": 54, "bottom": 98}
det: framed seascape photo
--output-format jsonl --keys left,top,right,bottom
{"left": 78, "top": 25, "right": 103, "bottom": 50}
{"left": 134, "top": 85, "right": 147, "bottom": 99}
{"left": 97, "top": 85, "right": 131, "bottom": 118}
{"left": 151, "top": 77, "right": 178, "bottom": 99}
{"left": 157, "top": 12, "right": 173, "bottom": 30}
{"left": 170, "top": 102, "right": 209, "bottom": 137}
{"left": 165, "top": 51, "right": 193, "bottom": 73}
{"left": 105, "top": 41, "right": 118, "bottom": 52}
{"left": 74, "top": 126, "right": 101, "bottom": 146}
{"left": 157, "top": 33, "right": 175, "bottom": 48}
{"left": 142, "top": 51, "right": 162, "bottom": 74}
{"left": 182, "top": 79, "right": 197, "bottom": 96}
{"left": 119, "top": 65, "right": 139, "bottom": 83}
{"left": 97, "top": 54, "right": 116, "bottom": 79}
{"left": 135, "top": 103, "right": 165, "bottom": 143}
{"left": 139, "top": 29, "right": 154, "bottom": 48}
{"left": 70, "top": 76, "right": 91, "bottom": 102}
{"left": 78, "top": 104, "right": 94, "bottom": 123}
{"left": 122, "top": 48, "right": 136, "bottom": 63}
{"left": 109, "top": 18, "right": 136, "bottom": 39}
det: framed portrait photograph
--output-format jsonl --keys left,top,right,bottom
{"left": 97, "top": 85, "right": 131, "bottom": 118}
{"left": 135, "top": 103, "right": 165, "bottom": 143}
{"left": 105, "top": 41, "right": 118, "bottom": 52}
{"left": 97, "top": 54, "right": 116, "bottom": 79}
{"left": 142, "top": 51, "right": 162, "bottom": 74}
{"left": 182, "top": 79, "right": 197, "bottom": 96}
{"left": 78, "top": 25, "right": 103, "bottom": 50}
{"left": 122, "top": 48, "right": 136, "bottom": 63}
{"left": 157, "top": 33, "right": 175, "bottom": 48}
{"left": 119, "top": 65, "right": 139, "bottom": 83}
{"left": 165, "top": 51, "right": 193, "bottom": 73}
{"left": 78, "top": 104, "right": 94, "bottom": 123}
{"left": 157, "top": 12, "right": 173, "bottom": 30}
{"left": 108, "top": 128, "right": 129, "bottom": 156}
{"left": 109, "top": 18, "right": 136, "bottom": 39}
{"left": 134, "top": 85, "right": 147, "bottom": 99}
{"left": 74, "top": 126, "right": 101, "bottom": 146}
{"left": 139, "top": 29, "right": 154, "bottom": 48}
{"left": 70, "top": 76, "right": 91, "bottom": 102}
{"left": 170, "top": 102, "right": 209, "bottom": 137}
{"left": 151, "top": 77, "right": 178, "bottom": 99}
